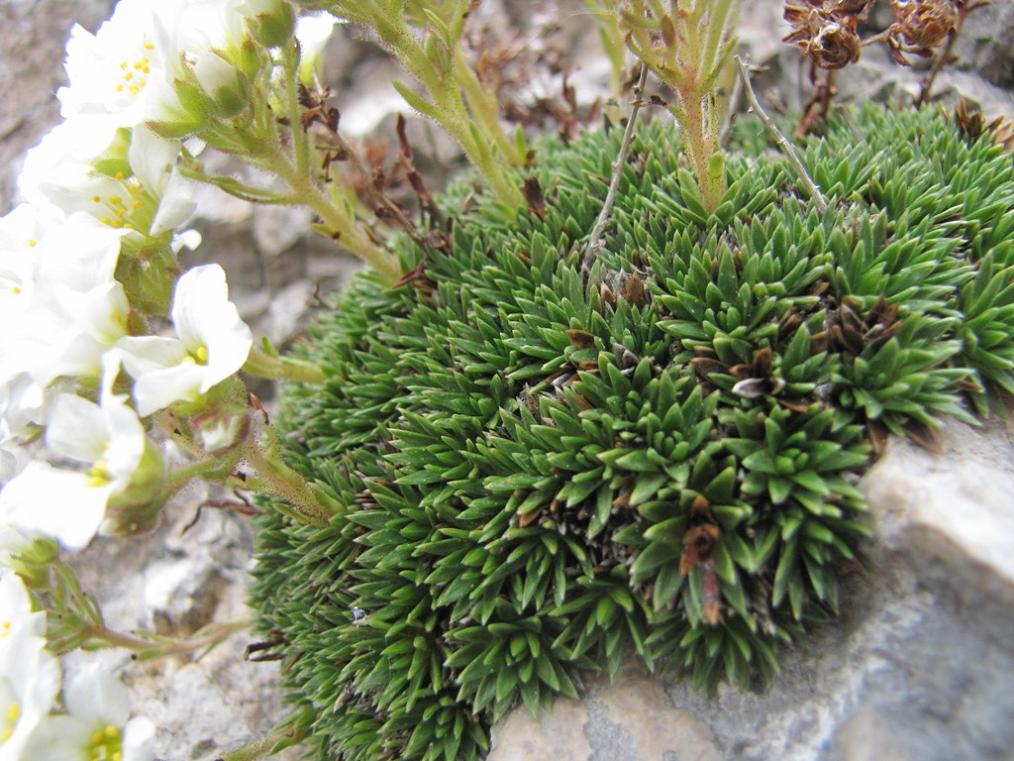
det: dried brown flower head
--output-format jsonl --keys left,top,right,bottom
{"left": 826, "top": 296, "right": 902, "bottom": 355}
{"left": 784, "top": 1, "right": 863, "bottom": 69}
{"left": 887, "top": 0, "right": 957, "bottom": 65}
{"left": 951, "top": 100, "right": 1014, "bottom": 153}
{"left": 830, "top": 0, "right": 874, "bottom": 12}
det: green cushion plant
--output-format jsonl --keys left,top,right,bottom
{"left": 249, "top": 104, "right": 1014, "bottom": 760}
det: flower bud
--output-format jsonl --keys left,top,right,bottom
{"left": 235, "top": 37, "right": 266, "bottom": 80}
{"left": 194, "top": 51, "right": 249, "bottom": 118}
{"left": 242, "top": 0, "right": 296, "bottom": 48}
{"left": 295, "top": 12, "right": 339, "bottom": 84}
{"left": 146, "top": 79, "right": 207, "bottom": 139}
{"left": 100, "top": 441, "right": 165, "bottom": 536}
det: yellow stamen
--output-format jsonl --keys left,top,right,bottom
{"left": 123, "top": 71, "right": 133, "bottom": 81}
{"left": 6, "top": 704, "right": 18, "bottom": 723}
{"left": 109, "top": 194, "right": 123, "bottom": 206}
{"left": 104, "top": 724, "right": 118, "bottom": 739}
{"left": 119, "top": 61, "right": 128, "bottom": 69}
{"left": 195, "top": 345, "right": 209, "bottom": 364}
{"left": 27, "top": 239, "right": 37, "bottom": 247}
{"left": 87, "top": 461, "right": 111, "bottom": 487}
{"left": 1, "top": 727, "right": 12, "bottom": 742}
{"left": 92, "top": 195, "right": 102, "bottom": 203}
{"left": 115, "top": 171, "right": 125, "bottom": 180}
{"left": 144, "top": 41, "right": 155, "bottom": 50}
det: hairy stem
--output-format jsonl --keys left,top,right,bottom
{"left": 265, "top": 151, "right": 401, "bottom": 282}
{"left": 453, "top": 49, "right": 524, "bottom": 166}
{"left": 242, "top": 429, "right": 332, "bottom": 526}
{"left": 88, "top": 618, "right": 250, "bottom": 659}
{"left": 220, "top": 724, "right": 306, "bottom": 761}
{"left": 280, "top": 41, "right": 312, "bottom": 179}
{"left": 244, "top": 345, "right": 326, "bottom": 384}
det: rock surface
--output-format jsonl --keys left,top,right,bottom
{"left": 489, "top": 413, "right": 1014, "bottom": 761}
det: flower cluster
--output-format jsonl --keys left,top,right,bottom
{"left": 0, "top": 569, "right": 155, "bottom": 760}
{"left": 0, "top": 0, "right": 312, "bottom": 549}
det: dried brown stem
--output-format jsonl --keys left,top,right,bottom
{"left": 581, "top": 64, "right": 649, "bottom": 281}
{"left": 796, "top": 67, "right": 837, "bottom": 138}
{"left": 735, "top": 56, "right": 828, "bottom": 214}
{"left": 913, "top": 0, "right": 988, "bottom": 105}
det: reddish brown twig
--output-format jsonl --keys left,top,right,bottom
{"left": 915, "top": 1, "right": 989, "bottom": 106}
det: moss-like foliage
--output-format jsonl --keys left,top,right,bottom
{"left": 249, "top": 104, "right": 1013, "bottom": 761}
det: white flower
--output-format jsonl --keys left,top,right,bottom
{"left": 0, "top": 571, "right": 44, "bottom": 645}
{"left": 198, "top": 413, "right": 245, "bottom": 453}
{"left": 128, "top": 125, "right": 195, "bottom": 235}
{"left": 296, "top": 12, "right": 340, "bottom": 84}
{"left": 0, "top": 526, "right": 34, "bottom": 569}
{"left": 0, "top": 449, "right": 13, "bottom": 486}
{"left": 21, "top": 663, "right": 155, "bottom": 761}
{"left": 0, "top": 463, "right": 112, "bottom": 552}
{"left": 0, "top": 623, "right": 61, "bottom": 761}
{"left": 15, "top": 120, "right": 121, "bottom": 219}
{"left": 1, "top": 211, "right": 129, "bottom": 388}
{"left": 0, "top": 354, "right": 147, "bottom": 551}
{"left": 0, "top": 374, "right": 61, "bottom": 441}
{"left": 57, "top": 0, "right": 186, "bottom": 129}
{"left": 17, "top": 120, "right": 193, "bottom": 240}
{"left": 0, "top": 204, "right": 60, "bottom": 300}
{"left": 46, "top": 386, "right": 146, "bottom": 498}
{"left": 119, "top": 264, "right": 252, "bottom": 416}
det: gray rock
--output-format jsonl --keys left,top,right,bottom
{"left": 0, "top": 0, "right": 115, "bottom": 210}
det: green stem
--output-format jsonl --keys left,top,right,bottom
{"left": 280, "top": 41, "right": 312, "bottom": 178}
{"left": 221, "top": 724, "right": 306, "bottom": 761}
{"left": 265, "top": 151, "right": 401, "bottom": 282}
{"left": 167, "top": 455, "right": 237, "bottom": 491}
{"left": 244, "top": 345, "right": 326, "bottom": 384}
{"left": 345, "top": 5, "right": 526, "bottom": 211}
{"left": 88, "top": 618, "right": 250, "bottom": 659}
{"left": 453, "top": 50, "right": 523, "bottom": 166}
{"left": 675, "top": 90, "right": 725, "bottom": 213}
{"left": 178, "top": 163, "right": 300, "bottom": 205}
{"left": 88, "top": 626, "right": 154, "bottom": 652}
{"left": 242, "top": 436, "right": 331, "bottom": 526}
{"left": 448, "top": 108, "right": 526, "bottom": 210}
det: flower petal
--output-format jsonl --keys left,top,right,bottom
{"left": 0, "top": 462, "right": 109, "bottom": 550}
{"left": 64, "top": 662, "right": 131, "bottom": 726}
{"left": 130, "top": 362, "right": 206, "bottom": 416}
{"left": 45, "top": 394, "right": 107, "bottom": 464}
{"left": 117, "top": 336, "right": 188, "bottom": 378}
